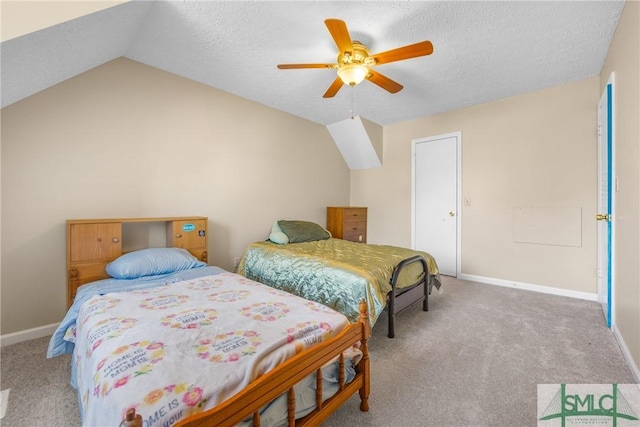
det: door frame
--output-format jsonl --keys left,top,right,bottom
{"left": 411, "top": 131, "right": 462, "bottom": 277}
{"left": 598, "top": 73, "right": 616, "bottom": 327}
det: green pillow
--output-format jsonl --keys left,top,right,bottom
{"left": 277, "top": 220, "right": 330, "bottom": 243}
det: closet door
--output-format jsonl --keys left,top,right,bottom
{"left": 413, "top": 133, "right": 459, "bottom": 276}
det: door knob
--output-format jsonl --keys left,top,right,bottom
{"left": 596, "top": 214, "right": 610, "bottom": 221}
{"left": 449, "top": 211, "right": 455, "bottom": 217}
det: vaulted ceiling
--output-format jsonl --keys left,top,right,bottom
{"left": 0, "top": 1, "right": 626, "bottom": 125}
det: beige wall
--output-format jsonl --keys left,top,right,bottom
{"left": 600, "top": 0, "right": 640, "bottom": 374}
{"left": 0, "top": 58, "right": 350, "bottom": 334}
{"left": 1, "top": 6, "right": 637, "bottom": 380}
{"left": 352, "top": 77, "right": 599, "bottom": 294}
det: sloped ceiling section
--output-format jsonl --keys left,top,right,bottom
{"left": 0, "top": 1, "right": 131, "bottom": 42}
{"left": 0, "top": 1, "right": 626, "bottom": 125}
{"left": 0, "top": 1, "right": 152, "bottom": 108}
{"left": 327, "top": 116, "right": 383, "bottom": 170}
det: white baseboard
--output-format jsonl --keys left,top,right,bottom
{"left": 457, "top": 273, "right": 598, "bottom": 301}
{"left": 0, "top": 323, "right": 58, "bottom": 347}
{"left": 612, "top": 323, "right": 640, "bottom": 383}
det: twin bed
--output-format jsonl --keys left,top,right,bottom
{"left": 239, "top": 220, "right": 441, "bottom": 338}
{"left": 49, "top": 263, "right": 369, "bottom": 426}
{"left": 48, "top": 216, "right": 440, "bottom": 426}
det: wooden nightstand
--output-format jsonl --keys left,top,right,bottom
{"left": 326, "top": 207, "right": 367, "bottom": 243}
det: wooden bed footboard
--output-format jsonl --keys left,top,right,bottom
{"left": 126, "top": 300, "right": 370, "bottom": 427}
{"left": 387, "top": 255, "right": 429, "bottom": 338}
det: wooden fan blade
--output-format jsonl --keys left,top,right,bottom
{"left": 323, "top": 77, "right": 344, "bottom": 98}
{"left": 366, "top": 70, "right": 403, "bottom": 93}
{"left": 371, "top": 41, "right": 434, "bottom": 65}
{"left": 325, "top": 19, "right": 353, "bottom": 55}
{"left": 277, "top": 63, "right": 334, "bottom": 69}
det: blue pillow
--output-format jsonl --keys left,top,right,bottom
{"left": 106, "top": 248, "right": 206, "bottom": 279}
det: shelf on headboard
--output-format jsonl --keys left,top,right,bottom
{"left": 66, "top": 216, "right": 208, "bottom": 308}
{"left": 66, "top": 216, "right": 207, "bottom": 224}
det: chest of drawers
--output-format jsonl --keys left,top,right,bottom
{"left": 326, "top": 207, "right": 367, "bottom": 243}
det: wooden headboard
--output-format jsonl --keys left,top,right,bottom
{"left": 66, "top": 217, "right": 208, "bottom": 308}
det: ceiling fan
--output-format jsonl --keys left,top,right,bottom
{"left": 277, "top": 18, "right": 434, "bottom": 98}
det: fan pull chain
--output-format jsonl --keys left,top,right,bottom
{"left": 350, "top": 84, "right": 355, "bottom": 120}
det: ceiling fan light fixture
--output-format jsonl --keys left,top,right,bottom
{"left": 337, "top": 64, "right": 368, "bottom": 86}
{"left": 277, "top": 19, "right": 433, "bottom": 98}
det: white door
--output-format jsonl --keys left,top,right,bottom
{"left": 412, "top": 133, "right": 460, "bottom": 276}
{"left": 597, "top": 78, "right": 614, "bottom": 327}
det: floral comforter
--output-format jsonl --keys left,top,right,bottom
{"left": 49, "top": 269, "right": 356, "bottom": 426}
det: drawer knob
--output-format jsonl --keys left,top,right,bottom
{"left": 112, "top": 237, "right": 119, "bottom": 243}
{"left": 176, "top": 233, "right": 182, "bottom": 238}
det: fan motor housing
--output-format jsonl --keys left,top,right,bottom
{"left": 338, "top": 41, "right": 375, "bottom": 66}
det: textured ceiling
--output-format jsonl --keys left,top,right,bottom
{"left": 0, "top": 1, "right": 625, "bottom": 125}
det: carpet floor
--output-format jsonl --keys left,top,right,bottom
{"left": 1, "top": 275, "right": 636, "bottom": 426}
